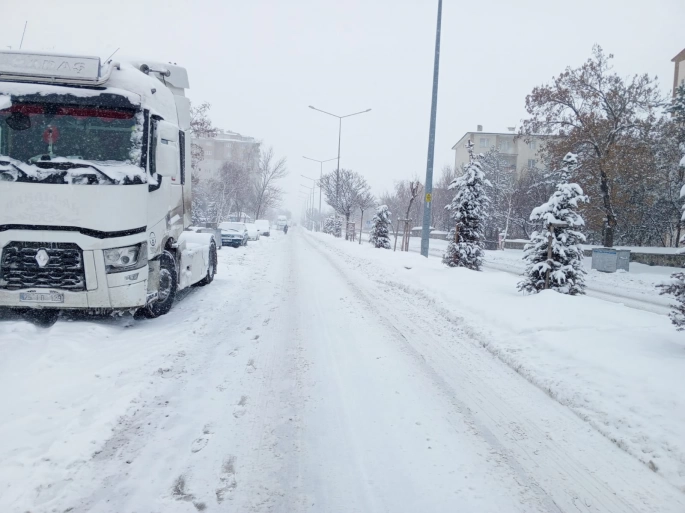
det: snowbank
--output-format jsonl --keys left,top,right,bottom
{"left": 308, "top": 231, "right": 685, "bottom": 490}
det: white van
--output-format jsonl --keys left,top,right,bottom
{"left": 255, "top": 219, "right": 271, "bottom": 236}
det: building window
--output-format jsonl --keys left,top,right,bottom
{"left": 479, "top": 138, "right": 489, "bottom": 148}
{"left": 528, "top": 140, "right": 537, "bottom": 150}
{"left": 528, "top": 159, "right": 537, "bottom": 168}
{"left": 205, "top": 150, "right": 213, "bottom": 156}
{"left": 499, "top": 140, "right": 511, "bottom": 151}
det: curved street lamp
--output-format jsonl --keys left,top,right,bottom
{"left": 308, "top": 106, "right": 371, "bottom": 201}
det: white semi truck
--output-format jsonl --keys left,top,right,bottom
{"left": 0, "top": 51, "right": 217, "bottom": 319}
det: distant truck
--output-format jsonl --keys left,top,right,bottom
{"left": 276, "top": 215, "right": 287, "bottom": 230}
{"left": 0, "top": 50, "right": 217, "bottom": 319}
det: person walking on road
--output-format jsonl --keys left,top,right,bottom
{"left": 284, "top": 224, "right": 289, "bottom": 234}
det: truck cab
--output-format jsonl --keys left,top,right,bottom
{"left": 0, "top": 51, "right": 217, "bottom": 318}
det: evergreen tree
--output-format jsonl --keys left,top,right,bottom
{"left": 658, "top": 85, "right": 685, "bottom": 329}
{"left": 518, "top": 153, "right": 588, "bottom": 295}
{"left": 369, "top": 205, "right": 392, "bottom": 249}
{"left": 443, "top": 141, "right": 491, "bottom": 270}
{"left": 333, "top": 217, "right": 343, "bottom": 238}
{"left": 658, "top": 273, "right": 685, "bottom": 330}
{"left": 323, "top": 216, "right": 335, "bottom": 235}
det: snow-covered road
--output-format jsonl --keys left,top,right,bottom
{"left": 1, "top": 230, "right": 683, "bottom": 512}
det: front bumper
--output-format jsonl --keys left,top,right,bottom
{"left": 0, "top": 233, "right": 149, "bottom": 310}
{"left": 0, "top": 279, "right": 148, "bottom": 309}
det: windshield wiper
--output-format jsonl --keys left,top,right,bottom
{"left": 0, "top": 158, "right": 29, "bottom": 180}
{"left": 34, "top": 160, "right": 116, "bottom": 184}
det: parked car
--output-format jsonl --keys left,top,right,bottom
{"left": 245, "top": 223, "right": 260, "bottom": 241}
{"left": 255, "top": 219, "right": 271, "bottom": 237}
{"left": 190, "top": 227, "right": 222, "bottom": 250}
{"left": 219, "top": 222, "right": 249, "bottom": 248}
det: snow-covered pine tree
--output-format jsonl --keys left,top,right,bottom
{"left": 518, "top": 153, "right": 588, "bottom": 295}
{"left": 658, "top": 273, "right": 685, "bottom": 330}
{"left": 369, "top": 205, "right": 392, "bottom": 249}
{"left": 333, "top": 217, "right": 343, "bottom": 238}
{"left": 442, "top": 140, "right": 491, "bottom": 270}
{"left": 323, "top": 216, "right": 335, "bottom": 235}
{"left": 658, "top": 85, "right": 685, "bottom": 329}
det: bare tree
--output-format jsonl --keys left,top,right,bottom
{"left": 320, "top": 169, "right": 371, "bottom": 238}
{"left": 202, "top": 159, "right": 254, "bottom": 224}
{"left": 253, "top": 147, "right": 288, "bottom": 220}
{"left": 189, "top": 101, "right": 218, "bottom": 171}
{"left": 522, "top": 45, "right": 662, "bottom": 247}
{"left": 432, "top": 165, "right": 457, "bottom": 231}
{"left": 401, "top": 180, "right": 422, "bottom": 251}
{"left": 481, "top": 148, "right": 515, "bottom": 245}
{"left": 356, "top": 191, "right": 376, "bottom": 244}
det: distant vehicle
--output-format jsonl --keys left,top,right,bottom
{"left": 277, "top": 215, "right": 287, "bottom": 230}
{"left": 219, "top": 222, "right": 249, "bottom": 248}
{"left": 245, "top": 223, "right": 260, "bottom": 241}
{"left": 255, "top": 219, "right": 271, "bottom": 236}
{"left": 0, "top": 50, "right": 217, "bottom": 319}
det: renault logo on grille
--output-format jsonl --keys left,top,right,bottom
{"left": 35, "top": 249, "right": 50, "bottom": 268}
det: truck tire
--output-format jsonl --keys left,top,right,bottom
{"left": 18, "top": 308, "right": 60, "bottom": 327}
{"left": 196, "top": 241, "right": 217, "bottom": 287}
{"left": 144, "top": 251, "right": 177, "bottom": 318}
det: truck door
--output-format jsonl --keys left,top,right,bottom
{"left": 168, "top": 129, "right": 185, "bottom": 235}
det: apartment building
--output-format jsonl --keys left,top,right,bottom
{"left": 451, "top": 126, "right": 546, "bottom": 175}
{"left": 192, "top": 129, "right": 260, "bottom": 178}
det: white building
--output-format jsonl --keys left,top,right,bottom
{"left": 192, "top": 129, "right": 260, "bottom": 178}
{"left": 673, "top": 48, "right": 685, "bottom": 95}
{"left": 451, "top": 126, "right": 547, "bottom": 175}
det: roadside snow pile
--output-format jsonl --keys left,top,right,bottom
{"left": 308, "top": 231, "right": 685, "bottom": 490}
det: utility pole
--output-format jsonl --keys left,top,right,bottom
{"left": 420, "top": 0, "right": 443, "bottom": 257}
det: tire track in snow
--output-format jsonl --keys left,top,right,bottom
{"left": 303, "top": 231, "right": 685, "bottom": 512}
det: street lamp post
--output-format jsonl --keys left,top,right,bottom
{"left": 301, "top": 174, "right": 320, "bottom": 231}
{"left": 308, "top": 106, "right": 371, "bottom": 201}
{"left": 300, "top": 183, "right": 315, "bottom": 230}
{"left": 303, "top": 156, "right": 337, "bottom": 231}
{"left": 299, "top": 192, "right": 310, "bottom": 228}
{"left": 420, "top": 0, "right": 443, "bottom": 258}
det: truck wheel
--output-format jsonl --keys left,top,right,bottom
{"left": 144, "top": 251, "right": 177, "bottom": 318}
{"left": 196, "top": 241, "right": 217, "bottom": 286}
{"left": 19, "top": 308, "right": 60, "bottom": 327}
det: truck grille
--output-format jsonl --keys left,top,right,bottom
{"left": 0, "top": 242, "right": 86, "bottom": 291}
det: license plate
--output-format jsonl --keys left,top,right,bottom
{"left": 20, "top": 291, "right": 64, "bottom": 303}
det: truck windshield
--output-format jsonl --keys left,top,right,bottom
{"left": 0, "top": 102, "right": 144, "bottom": 185}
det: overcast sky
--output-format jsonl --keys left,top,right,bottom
{"left": 3, "top": 0, "right": 684, "bottom": 217}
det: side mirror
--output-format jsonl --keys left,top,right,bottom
{"left": 155, "top": 120, "right": 179, "bottom": 177}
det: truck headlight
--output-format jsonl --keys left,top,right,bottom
{"left": 104, "top": 242, "right": 148, "bottom": 273}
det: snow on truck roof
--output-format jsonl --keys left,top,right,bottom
{"left": 0, "top": 51, "right": 187, "bottom": 124}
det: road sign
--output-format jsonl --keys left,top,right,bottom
{"left": 425, "top": 192, "right": 432, "bottom": 203}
